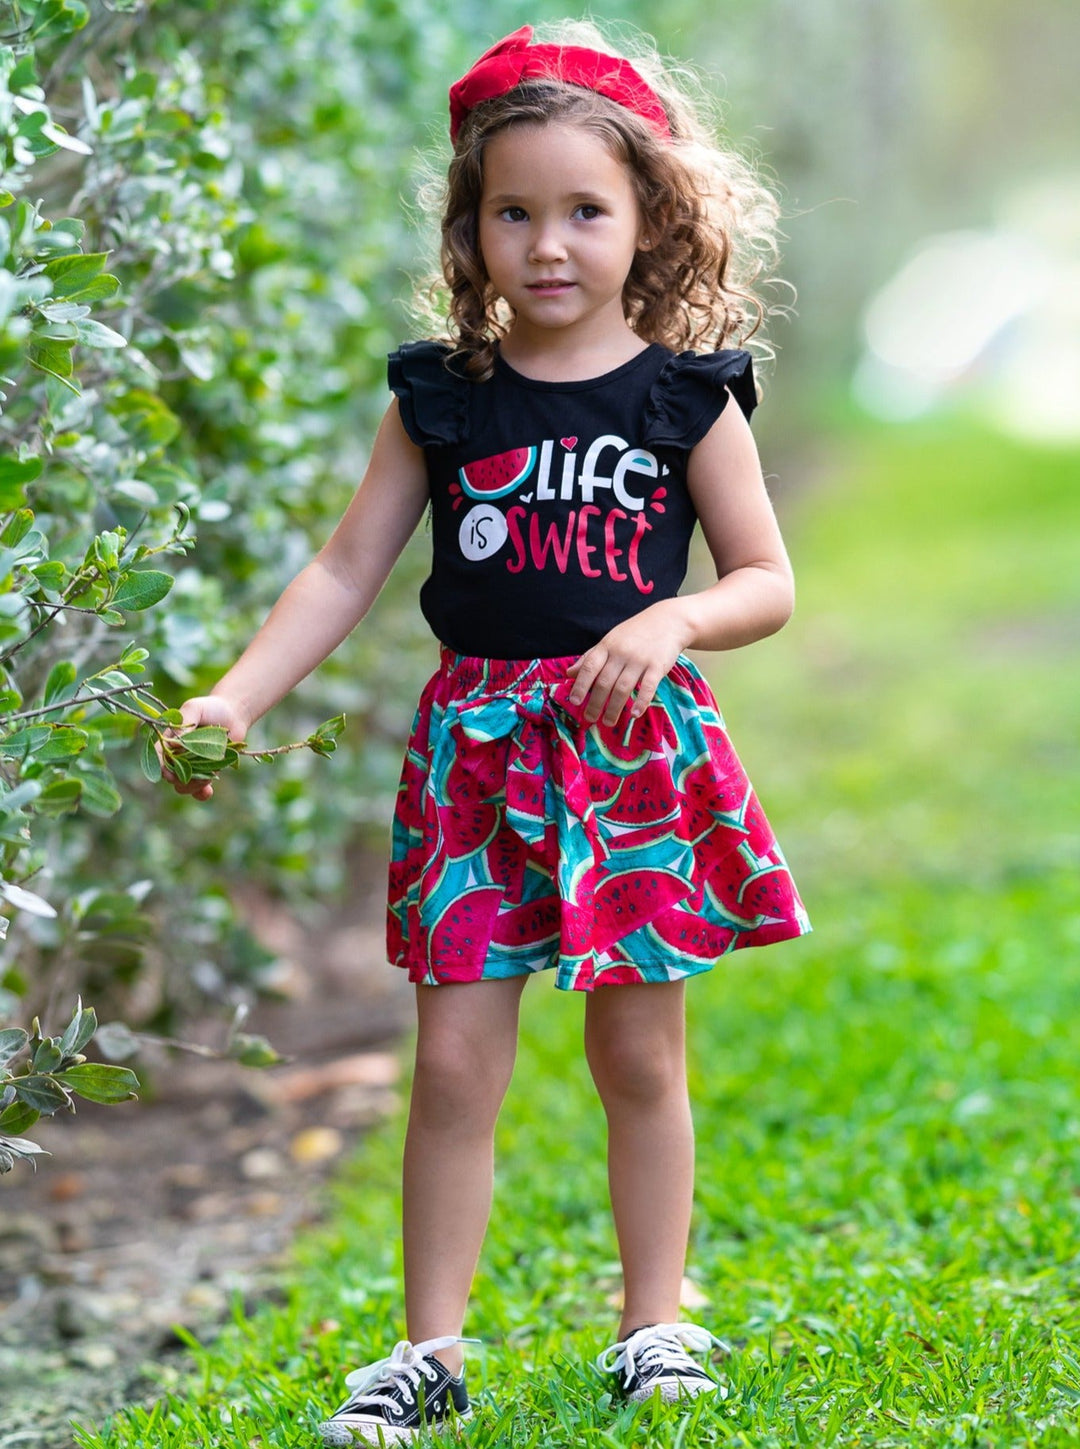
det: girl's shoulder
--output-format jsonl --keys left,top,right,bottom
{"left": 388, "top": 339, "right": 470, "bottom": 448}
{"left": 642, "top": 346, "right": 759, "bottom": 454}
{"left": 388, "top": 338, "right": 760, "bottom": 453}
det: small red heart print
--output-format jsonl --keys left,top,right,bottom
{"left": 560, "top": 437, "right": 578, "bottom": 450}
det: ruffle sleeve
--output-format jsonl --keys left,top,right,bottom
{"left": 642, "top": 348, "right": 758, "bottom": 453}
{"left": 387, "top": 340, "right": 470, "bottom": 448}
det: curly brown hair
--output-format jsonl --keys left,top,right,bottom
{"left": 414, "top": 21, "right": 788, "bottom": 382}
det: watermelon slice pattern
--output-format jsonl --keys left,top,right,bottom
{"left": 458, "top": 446, "right": 536, "bottom": 499}
{"left": 387, "top": 646, "right": 810, "bottom": 991}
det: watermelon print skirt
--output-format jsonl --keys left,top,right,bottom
{"left": 386, "top": 646, "right": 811, "bottom": 993}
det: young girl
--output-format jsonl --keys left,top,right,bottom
{"left": 168, "top": 20, "right": 810, "bottom": 1442}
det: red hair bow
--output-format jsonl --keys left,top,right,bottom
{"left": 449, "top": 25, "right": 671, "bottom": 143}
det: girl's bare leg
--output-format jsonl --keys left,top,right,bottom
{"left": 403, "top": 975, "right": 529, "bottom": 1373}
{"left": 584, "top": 979, "right": 694, "bottom": 1338}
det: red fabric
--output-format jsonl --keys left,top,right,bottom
{"left": 449, "top": 25, "right": 671, "bottom": 143}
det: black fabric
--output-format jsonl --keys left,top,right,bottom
{"left": 388, "top": 339, "right": 758, "bottom": 659}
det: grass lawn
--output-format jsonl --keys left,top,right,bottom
{"left": 74, "top": 412, "right": 1080, "bottom": 1447}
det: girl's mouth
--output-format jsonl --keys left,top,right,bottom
{"left": 527, "top": 280, "right": 575, "bottom": 293}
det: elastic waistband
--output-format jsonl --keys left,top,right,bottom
{"left": 437, "top": 644, "right": 579, "bottom": 693}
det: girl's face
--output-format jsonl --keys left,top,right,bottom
{"left": 477, "top": 121, "right": 648, "bottom": 347}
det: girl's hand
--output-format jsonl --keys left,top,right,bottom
{"left": 565, "top": 600, "right": 693, "bottom": 727}
{"left": 159, "top": 695, "right": 250, "bottom": 802}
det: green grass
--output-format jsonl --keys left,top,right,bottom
{"left": 74, "top": 409, "right": 1080, "bottom": 1447}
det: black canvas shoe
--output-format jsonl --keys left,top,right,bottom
{"left": 596, "top": 1322, "right": 726, "bottom": 1403}
{"left": 316, "top": 1336, "right": 475, "bottom": 1445}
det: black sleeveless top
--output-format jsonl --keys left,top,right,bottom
{"left": 388, "top": 340, "right": 757, "bottom": 659}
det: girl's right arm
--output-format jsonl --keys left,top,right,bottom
{"left": 166, "top": 399, "right": 429, "bottom": 800}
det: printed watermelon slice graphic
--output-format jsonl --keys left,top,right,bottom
{"left": 459, "top": 446, "right": 536, "bottom": 499}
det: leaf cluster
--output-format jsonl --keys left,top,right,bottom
{"left": 149, "top": 712, "right": 345, "bottom": 786}
{"left": 0, "top": 994, "right": 138, "bottom": 1172}
{"left": 0, "top": 0, "right": 489, "bottom": 1170}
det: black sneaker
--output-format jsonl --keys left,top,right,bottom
{"left": 596, "top": 1322, "right": 726, "bottom": 1403}
{"left": 316, "top": 1336, "right": 475, "bottom": 1445}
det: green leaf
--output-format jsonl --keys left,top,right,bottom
{"left": 0, "top": 1101, "right": 39, "bottom": 1135}
{"left": 39, "top": 121, "right": 93, "bottom": 156}
{"left": 29, "top": 0, "right": 90, "bottom": 42}
{"left": 74, "top": 318, "right": 126, "bottom": 349}
{"left": 59, "top": 1000, "right": 97, "bottom": 1059}
{"left": 43, "top": 660, "right": 77, "bottom": 706}
{"left": 39, "top": 301, "right": 92, "bottom": 323}
{"left": 76, "top": 769, "right": 122, "bottom": 817}
{"left": 176, "top": 725, "right": 228, "bottom": 760}
{"left": 0, "top": 1028, "right": 28, "bottom": 1069}
{"left": 0, "top": 508, "right": 34, "bottom": 547}
{"left": 0, "top": 1134, "right": 51, "bottom": 1167}
{"left": 74, "top": 890, "right": 150, "bottom": 934}
{"left": 42, "top": 251, "right": 108, "bottom": 298}
{"left": 86, "top": 667, "right": 130, "bottom": 693}
{"left": 13, "top": 1074, "right": 72, "bottom": 1113}
{"left": 140, "top": 727, "right": 162, "bottom": 782}
{"left": 111, "top": 569, "right": 173, "bottom": 611}
{"left": 27, "top": 339, "right": 79, "bottom": 388}
{"left": 226, "top": 1033, "right": 284, "bottom": 1068}
{"left": 32, "top": 1038, "right": 63, "bottom": 1073}
{"left": 0, "top": 725, "right": 53, "bottom": 759}
{"left": 65, "top": 274, "right": 120, "bottom": 304}
{"left": 109, "top": 480, "right": 158, "bottom": 508}
{"left": 0, "top": 456, "right": 42, "bottom": 488}
{"left": 0, "top": 780, "right": 40, "bottom": 811}
{"left": 35, "top": 726, "right": 89, "bottom": 763}
{"left": 30, "top": 560, "right": 66, "bottom": 591}
{"left": 108, "top": 389, "right": 180, "bottom": 449}
{"left": 91, "top": 530, "right": 122, "bottom": 572}
{"left": 0, "top": 880, "right": 57, "bottom": 917}
{"left": 54, "top": 1063, "right": 138, "bottom": 1104}
{"left": 8, "top": 56, "right": 39, "bottom": 93}
{"left": 33, "top": 777, "right": 83, "bottom": 815}
{"left": 163, "top": 750, "right": 192, "bottom": 784}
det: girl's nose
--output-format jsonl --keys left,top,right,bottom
{"left": 528, "top": 224, "right": 568, "bottom": 264}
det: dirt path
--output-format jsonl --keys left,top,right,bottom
{"left": 0, "top": 848, "right": 414, "bottom": 1448}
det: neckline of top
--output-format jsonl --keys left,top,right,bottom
{"left": 493, "top": 342, "right": 667, "bottom": 393}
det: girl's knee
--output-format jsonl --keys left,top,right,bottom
{"left": 585, "top": 1025, "right": 686, "bottom": 1107}
{"left": 411, "top": 1019, "right": 516, "bottom": 1124}
{"left": 585, "top": 983, "right": 687, "bottom": 1105}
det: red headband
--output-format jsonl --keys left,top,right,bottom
{"left": 449, "top": 25, "right": 671, "bottom": 144}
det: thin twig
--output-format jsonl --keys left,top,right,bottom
{"left": 0, "top": 682, "right": 152, "bottom": 725}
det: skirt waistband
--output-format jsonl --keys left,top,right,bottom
{"left": 437, "top": 644, "right": 580, "bottom": 693}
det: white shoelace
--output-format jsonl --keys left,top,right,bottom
{"left": 595, "top": 1322, "right": 722, "bottom": 1388}
{"left": 334, "top": 1336, "right": 478, "bottom": 1415}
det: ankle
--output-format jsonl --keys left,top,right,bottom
{"left": 618, "top": 1314, "right": 680, "bottom": 1341}
{"left": 429, "top": 1344, "right": 465, "bottom": 1377}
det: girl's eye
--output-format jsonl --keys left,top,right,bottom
{"left": 574, "top": 204, "right": 602, "bottom": 220}
{"left": 500, "top": 206, "right": 528, "bottom": 222}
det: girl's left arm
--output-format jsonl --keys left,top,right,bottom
{"left": 566, "top": 393, "right": 794, "bottom": 726}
